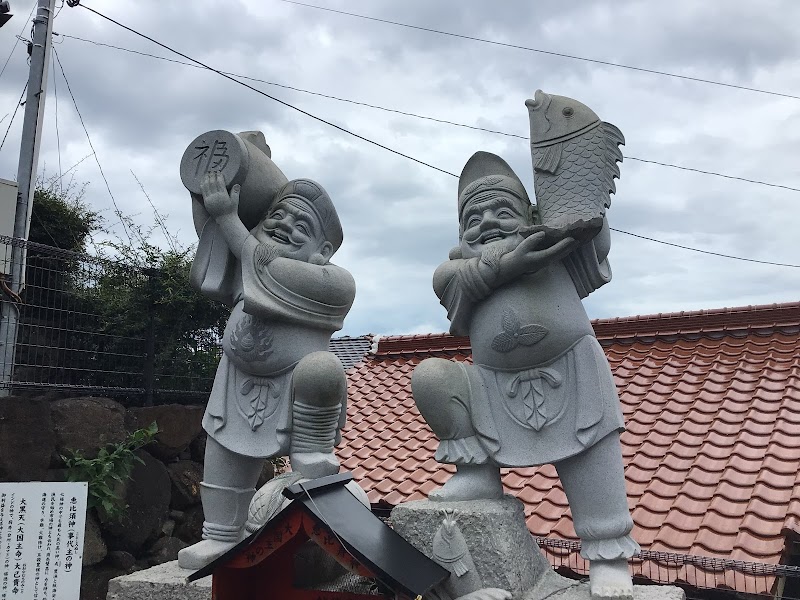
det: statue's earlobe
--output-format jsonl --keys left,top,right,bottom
{"left": 310, "top": 241, "right": 333, "bottom": 265}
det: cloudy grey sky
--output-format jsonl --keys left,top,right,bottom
{"left": 0, "top": 0, "right": 798, "bottom": 336}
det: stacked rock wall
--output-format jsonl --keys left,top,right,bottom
{"left": 0, "top": 395, "right": 275, "bottom": 600}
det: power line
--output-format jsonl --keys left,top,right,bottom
{"left": 51, "top": 47, "right": 138, "bottom": 246}
{"left": 57, "top": 33, "right": 198, "bottom": 68}
{"left": 58, "top": 32, "right": 521, "bottom": 140}
{"left": 611, "top": 229, "right": 800, "bottom": 268}
{"left": 0, "top": 1, "right": 38, "bottom": 83}
{"left": 66, "top": 4, "right": 800, "bottom": 270}
{"left": 73, "top": 3, "right": 458, "bottom": 178}
{"left": 282, "top": 0, "right": 800, "bottom": 102}
{"left": 0, "top": 82, "right": 28, "bottom": 153}
{"left": 51, "top": 51, "right": 63, "bottom": 197}
{"left": 622, "top": 157, "right": 800, "bottom": 194}
{"left": 56, "top": 32, "right": 800, "bottom": 195}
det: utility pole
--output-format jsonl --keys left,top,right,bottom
{"left": 0, "top": 0, "right": 56, "bottom": 397}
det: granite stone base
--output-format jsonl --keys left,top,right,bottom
{"left": 549, "top": 583, "right": 685, "bottom": 600}
{"left": 105, "top": 534, "right": 685, "bottom": 600}
{"left": 390, "top": 496, "right": 686, "bottom": 600}
{"left": 391, "top": 495, "right": 576, "bottom": 600}
{"left": 106, "top": 561, "right": 210, "bottom": 600}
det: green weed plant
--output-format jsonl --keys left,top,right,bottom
{"left": 62, "top": 422, "right": 159, "bottom": 521}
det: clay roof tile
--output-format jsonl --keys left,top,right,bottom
{"left": 337, "top": 301, "right": 800, "bottom": 591}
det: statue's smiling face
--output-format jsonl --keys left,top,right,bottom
{"left": 256, "top": 196, "right": 327, "bottom": 262}
{"left": 459, "top": 191, "right": 530, "bottom": 258}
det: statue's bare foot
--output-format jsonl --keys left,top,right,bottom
{"left": 290, "top": 451, "right": 339, "bottom": 479}
{"left": 178, "top": 539, "right": 237, "bottom": 570}
{"left": 589, "top": 558, "right": 634, "bottom": 600}
{"left": 429, "top": 465, "right": 503, "bottom": 501}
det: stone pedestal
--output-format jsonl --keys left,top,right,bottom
{"left": 106, "top": 561, "right": 210, "bottom": 600}
{"left": 551, "top": 584, "right": 685, "bottom": 600}
{"left": 390, "top": 496, "right": 687, "bottom": 600}
{"left": 106, "top": 514, "right": 686, "bottom": 600}
{"left": 391, "top": 495, "right": 576, "bottom": 600}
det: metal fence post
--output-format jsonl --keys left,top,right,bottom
{"left": 0, "top": 294, "right": 20, "bottom": 397}
{"left": 143, "top": 268, "right": 157, "bottom": 406}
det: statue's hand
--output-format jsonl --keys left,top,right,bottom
{"left": 503, "top": 231, "right": 579, "bottom": 278}
{"left": 200, "top": 170, "right": 240, "bottom": 219}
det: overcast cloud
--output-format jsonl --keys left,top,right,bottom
{"left": 0, "top": 0, "right": 798, "bottom": 336}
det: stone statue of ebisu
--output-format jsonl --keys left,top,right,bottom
{"left": 176, "top": 130, "right": 355, "bottom": 569}
{"left": 411, "top": 92, "right": 639, "bottom": 599}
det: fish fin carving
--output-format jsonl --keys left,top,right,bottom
{"left": 533, "top": 141, "right": 563, "bottom": 174}
{"left": 600, "top": 121, "right": 625, "bottom": 207}
{"left": 452, "top": 559, "right": 470, "bottom": 577}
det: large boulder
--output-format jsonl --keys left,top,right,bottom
{"left": 189, "top": 430, "right": 206, "bottom": 462}
{"left": 166, "top": 460, "right": 203, "bottom": 509}
{"left": 82, "top": 512, "right": 107, "bottom": 566}
{"left": 0, "top": 396, "right": 54, "bottom": 481}
{"left": 126, "top": 405, "right": 204, "bottom": 461}
{"left": 174, "top": 505, "right": 204, "bottom": 544}
{"left": 147, "top": 536, "right": 189, "bottom": 566}
{"left": 80, "top": 565, "right": 128, "bottom": 600}
{"left": 106, "top": 550, "right": 136, "bottom": 572}
{"left": 41, "top": 468, "right": 67, "bottom": 482}
{"left": 51, "top": 397, "right": 127, "bottom": 459}
{"left": 102, "top": 450, "right": 171, "bottom": 553}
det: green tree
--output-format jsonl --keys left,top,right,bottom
{"left": 13, "top": 179, "right": 102, "bottom": 389}
{"left": 14, "top": 179, "right": 226, "bottom": 404}
{"left": 90, "top": 235, "right": 226, "bottom": 402}
{"left": 28, "top": 178, "right": 98, "bottom": 252}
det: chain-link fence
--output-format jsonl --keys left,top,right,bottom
{"left": 0, "top": 235, "right": 222, "bottom": 404}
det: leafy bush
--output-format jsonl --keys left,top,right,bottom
{"left": 62, "top": 422, "right": 159, "bottom": 521}
{"left": 18, "top": 177, "right": 228, "bottom": 403}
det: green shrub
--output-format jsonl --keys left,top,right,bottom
{"left": 62, "top": 422, "right": 159, "bottom": 521}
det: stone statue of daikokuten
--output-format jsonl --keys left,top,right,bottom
{"left": 176, "top": 131, "right": 356, "bottom": 569}
{"left": 411, "top": 92, "right": 639, "bottom": 599}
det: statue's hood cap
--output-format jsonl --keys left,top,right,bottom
{"left": 277, "top": 179, "right": 343, "bottom": 252}
{"left": 457, "top": 152, "right": 530, "bottom": 220}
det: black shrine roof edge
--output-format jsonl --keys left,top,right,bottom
{"left": 185, "top": 472, "right": 352, "bottom": 582}
{"left": 185, "top": 497, "right": 296, "bottom": 582}
{"left": 283, "top": 471, "right": 352, "bottom": 499}
{"left": 291, "top": 474, "right": 449, "bottom": 598}
{"left": 186, "top": 471, "right": 450, "bottom": 597}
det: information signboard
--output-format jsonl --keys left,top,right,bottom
{"left": 0, "top": 482, "right": 88, "bottom": 600}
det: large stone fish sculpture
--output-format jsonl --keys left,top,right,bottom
{"left": 525, "top": 90, "right": 624, "bottom": 241}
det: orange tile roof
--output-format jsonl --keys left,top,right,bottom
{"left": 337, "top": 302, "right": 800, "bottom": 593}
